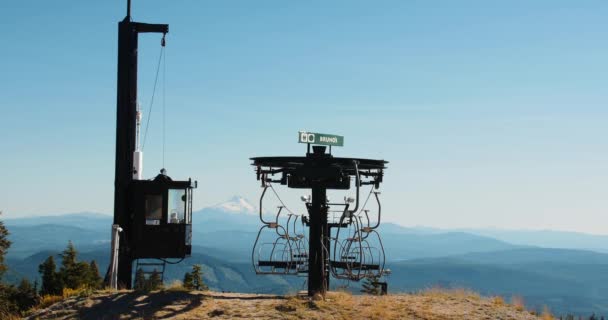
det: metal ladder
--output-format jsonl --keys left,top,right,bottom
{"left": 135, "top": 259, "right": 167, "bottom": 282}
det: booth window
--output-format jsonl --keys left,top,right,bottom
{"left": 168, "top": 189, "right": 186, "bottom": 224}
{"left": 145, "top": 194, "right": 163, "bottom": 225}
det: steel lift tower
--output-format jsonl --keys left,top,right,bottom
{"left": 251, "top": 131, "right": 388, "bottom": 297}
{"left": 111, "top": 0, "right": 195, "bottom": 289}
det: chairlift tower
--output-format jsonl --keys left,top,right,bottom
{"left": 251, "top": 131, "right": 388, "bottom": 297}
{"left": 112, "top": 0, "right": 195, "bottom": 289}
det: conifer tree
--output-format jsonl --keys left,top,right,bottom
{"left": 75, "top": 261, "right": 91, "bottom": 288}
{"left": 38, "top": 256, "right": 62, "bottom": 295}
{"left": 0, "top": 211, "right": 11, "bottom": 281}
{"left": 0, "top": 211, "right": 16, "bottom": 316}
{"left": 13, "top": 278, "right": 38, "bottom": 311}
{"left": 147, "top": 269, "right": 162, "bottom": 291}
{"left": 87, "top": 261, "right": 102, "bottom": 289}
{"left": 134, "top": 268, "right": 146, "bottom": 291}
{"left": 183, "top": 271, "right": 194, "bottom": 289}
{"left": 59, "top": 241, "right": 95, "bottom": 289}
{"left": 0, "top": 284, "right": 17, "bottom": 317}
{"left": 190, "top": 264, "right": 208, "bottom": 291}
{"left": 0, "top": 213, "right": 37, "bottom": 316}
{"left": 60, "top": 241, "right": 81, "bottom": 289}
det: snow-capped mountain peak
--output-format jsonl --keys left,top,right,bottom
{"left": 211, "top": 196, "right": 257, "bottom": 215}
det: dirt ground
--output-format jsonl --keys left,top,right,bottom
{"left": 25, "top": 289, "right": 548, "bottom": 320}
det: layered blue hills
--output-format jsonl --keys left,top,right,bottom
{"left": 4, "top": 197, "right": 608, "bottom": 315}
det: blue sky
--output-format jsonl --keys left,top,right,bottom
{"left": 0, "top": 1, "right": 606, "bottom": 233}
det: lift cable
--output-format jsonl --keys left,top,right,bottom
{"left": 268, "top": 183, "right": 298, "bottom": 216}
{"left": 357, "top": 187, "right": 375, "bottom": 218}
{"left": 162, "top": 39, "right": 167, "bottom": 169}
{"left": 141, "top": 37, "right": 165, "bottom": 152}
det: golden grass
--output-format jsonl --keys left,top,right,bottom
{"left": 422, "top": 287, "right": 481, "bottom": 301}
{"left": 491, "top": 296, "right": 505, "bottom": 306}
{"left": 28, "top": 289, "right": 543, "bottom": 320}
{"left": 30, "top": 286, "right": 96, "bottom": 314}
{"left": 163, "top": 280, "right": 191, "bottom": 292}
{"left": 540, "top": 305, "right": 554, "bottom": 320}
{"left": 62, "top": 286, "right": 95, "bottom": 298}
{"left": 358, "top": 295, "right": 400, "bottom": 320}
{"left": 38, "top": 294, "right": 63, "bottom": 309}
{"left": 0, "top": 312, "right": 22, "bottom": 320}
{"left": 511, "top": 295, "right": 526, "bottom": 311}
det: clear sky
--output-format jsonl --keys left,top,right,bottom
{"left": 0, "top": 1, "right": 606, "bottom": 234}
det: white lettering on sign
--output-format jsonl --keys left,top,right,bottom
{"left": 319, "top": 136, "right": 337, "bottom": 143}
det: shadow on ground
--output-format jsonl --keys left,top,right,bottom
{"left": 79, "top": 291, "right": 204, "bottom": 319}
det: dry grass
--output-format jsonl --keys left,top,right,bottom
{"left": 38, "top": 294, "right": 63, "bottom": 309}
{"left": 511, "top": 295, "right": 526, "bottom": 312}
{"left": 421, "top": 287, "right": 481, "bottom": 301}
{"left": 491, "top": 296, "right": 506, "bottom": 306}
{"left": 26, "top": 289, "right": 545, "bottom": 320}
{"left": 62, "top": 286, "right": 95, "bottom": 299}
{"left": 0, "top": 312, "right": 22, "bottom": 320}
{"left": 540, "top": 305, "right": 554, "bottom": 320}
{"left": 164, "top": 280, "right": 190, "bottom": 292}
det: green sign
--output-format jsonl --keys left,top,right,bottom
{"left": 298, "top": 131, "right": 344, "bottom": 147}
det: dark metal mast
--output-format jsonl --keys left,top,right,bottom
{"left": 113, "top": 0, "right": 168, "bottom": 288}
{"left": 308, "top": 182, "right": 328, "bottom": 296}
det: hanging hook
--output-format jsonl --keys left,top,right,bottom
{"left": 161, "top": 33, "right": 166, "bottom": 47}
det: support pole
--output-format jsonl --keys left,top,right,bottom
{"left": 308, "top": 185, "right": 328, "bottom": 296}
{"left": 109, "top": 224, "right": 123, "bottom": 290}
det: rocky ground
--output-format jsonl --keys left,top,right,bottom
{"left": 25, "top": 289, "right": 551, "bottom": 320}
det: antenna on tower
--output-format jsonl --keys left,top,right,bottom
{"left": 127, "top": 0, "right": 132, "bottom": 18}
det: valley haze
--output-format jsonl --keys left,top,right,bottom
{"left": 3, "top": 197, "right": 608, "bottom": 316}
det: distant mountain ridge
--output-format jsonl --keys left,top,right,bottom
{"left": 460, "top": 228, "right": 608, "bottom": 253}
{"left": 4, "top": 199, "right": 608, "bottom": 315}
{"left": 4, "top": 212, "right": 111, "bottom": 227}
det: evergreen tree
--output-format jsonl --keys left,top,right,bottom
{"left": 0, "top": 213, "right": 37, "bottom": 316}
{"left": 183, "top": 272, "right": 194, "bottom": 289}
{"left": 38, "top": 256, "right": 62, "bottom": 295}
{"left": 75, "top": 261, "right": 91, "bottom": 288}
{"left": 0, "top": 211, "right": 11, "bottom": 281}
{"left": 60, "top": 241, "right": 81, "bottom": 289}
{"left": 87, "top": 261, "right": 102, "bottom": 289}
{"left": 13, "top": 278, "right": 38, "bottom": 311}
{"left": 360, "top": 274, "right": 381, "bottom": 295}
{"left": 190, "top": 264, "right": 208, "bottom": 291}
{"left": 147, "top": 269, "right": 162, "bottom": 291}
{"left": 0, "top": 212, "right": 16, "bottom": 317}
{"left": 59, "top": 241, "right": 94, "bottom": 289}
{"left": 0, "top": 284, "right": 18, "bottom": 317}
{"left": 134, "top": 268, "right": 146, "bottom": 291}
